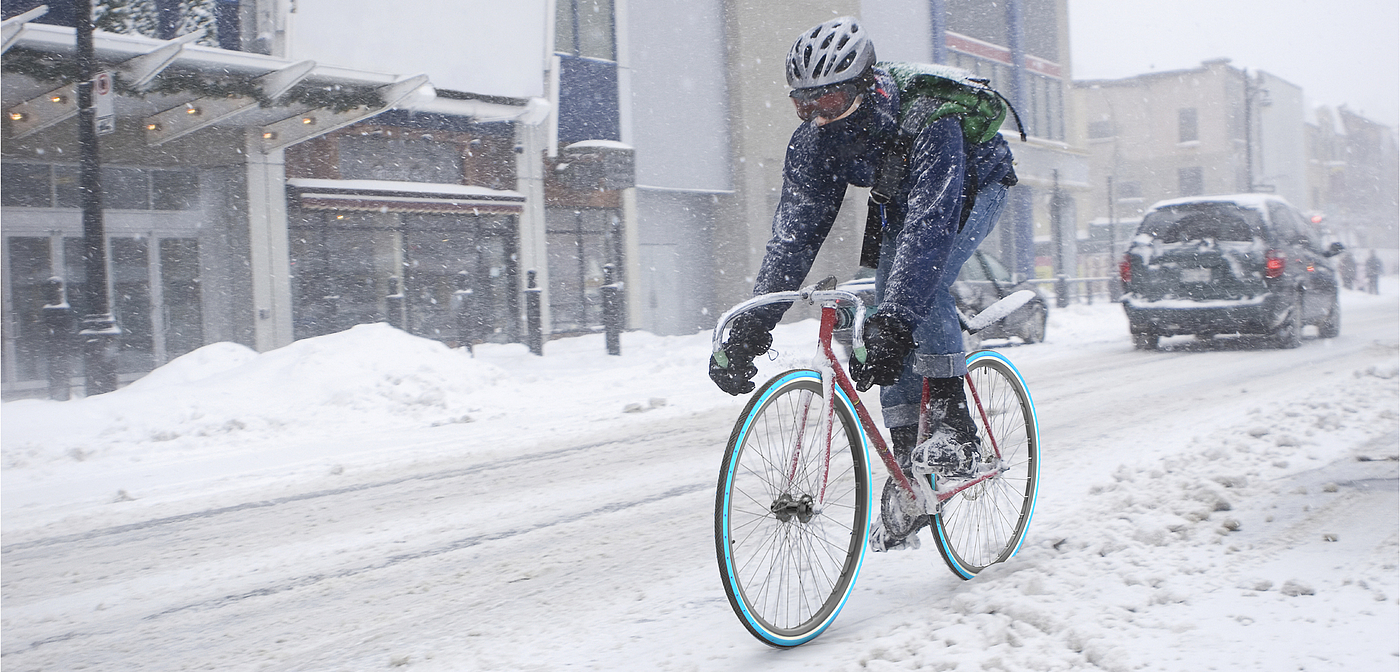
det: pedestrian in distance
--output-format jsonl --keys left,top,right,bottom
{"left": 1339, "top": 251, "right": 1356, "bottom": 291}
{"left": 1365, "top": 249, "right": 1383, "bottom": 295}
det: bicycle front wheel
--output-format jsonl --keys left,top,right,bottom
{"left": 931, "top": 351, "right": 1040, "bottom": 579}
{"left": 715, "top": 369, "right": 870, "bottom": 647}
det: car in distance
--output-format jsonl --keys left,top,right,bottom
{"left": 1119, "top": 194, "right": 1344, "bottom": 350}
{"left": 837, "top": 249, "right": 1050, "bottom": 349}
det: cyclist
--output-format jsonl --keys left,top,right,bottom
{"left": 708, "top": 16, "right": 1018, "bottom": 551}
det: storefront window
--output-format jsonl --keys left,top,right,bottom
{"left": 1, "top": 164, "right": 52, "bottom": 207}
{"left": 290, "top": 210, "right": 519, "bottom": 345}
{"left": 546, "top": 207, "right": 620, "bottom": 334}
{"left": 111, "top": 237, "right": 154, "bottom": 373}
{"left": 404, "top": 214, "right": 518, "bottom": 345}
{"left": 160, "top": 238, "right": 204, "bottom": 358}
{"left": 0, "top": 163, "right": 198, "bottom": 210}
{"left": 4, "top": 237, "right": 52, "bottom": 382}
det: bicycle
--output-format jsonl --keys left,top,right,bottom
{"left": 711, "top": 277, "right": 1041, "bottom": 648}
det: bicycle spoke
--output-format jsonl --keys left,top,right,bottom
{"left": 717, "top": 372, "right": 869, "bottom": 644}
{"left": 932, "top": 356, "right": 1038, "bottom": 576}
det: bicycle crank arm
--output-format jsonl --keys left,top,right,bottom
{"left": 933, "top": 463, "right": 1008, "bottom": 500}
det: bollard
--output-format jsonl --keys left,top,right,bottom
{"left": 385, "top": 276, "right": 405, "bottom": 330}
{"left": 1055, "top": 274, "right": 1070, "bottom": 308}
{"left": 324, "top": 293, "right": 342, "bottom": 333}
{"left": 42, "top": 277, "right": 74, "bottom": 401}
{"left": 602, "top": 263, "right": 622, "bottom": 356}
{"left": 452, "top": 271, "right": 476, "bottom": 355}
{"left": 525, "top": 270, "right": 543, "bottom": 356}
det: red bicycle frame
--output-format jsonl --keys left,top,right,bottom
{"left": 804, "top": 302, "right": 1006, "bottom": 513}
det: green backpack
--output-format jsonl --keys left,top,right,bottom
{"left": 860, "top": 61, "right": 1025, "bottom": 268}
{"left": 880, "top": 61, "right": 1021, "bottom": 147}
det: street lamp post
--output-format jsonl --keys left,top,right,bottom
{"left": 75, "top": 0, "right": 121, "bottom": 394}
{"left": 1243, "top": 71, "right": 1270, "bottom": 193}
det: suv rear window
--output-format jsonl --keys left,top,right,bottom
{"left": 1137, "top": 203, "right": 1265, "bottom": 243}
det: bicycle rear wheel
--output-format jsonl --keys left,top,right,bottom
{"left": 715, "top": 369, "right": 870, "bottom": 647}
{"left": 930, "top": 351, "right": 1040, "bottom": 579}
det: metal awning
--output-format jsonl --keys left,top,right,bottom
{"left": 287, "top": 178, "right": 525, "bottom": 215}
{"left": 3, "top": 21, "right": 546, "bottom": 151}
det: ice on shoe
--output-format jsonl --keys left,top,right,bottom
{"left": 912, "top": 425, "right": 981, "bottom": 479}
{"left": 869, "top": 522, "right": 921, "bottom": 552}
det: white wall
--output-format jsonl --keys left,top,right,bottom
{"left": 626, "top": 0, "right": 731, "bottom": 191}
{"left": 859, "top": 0, "right": 934, "bottom": 64}
{"left": 1258, "top": 72, "right": 1309, "bottom": 209}
{"left": 287, "top": 0, "right": 549, "bottom": 99}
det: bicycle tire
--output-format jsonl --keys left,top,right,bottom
{"left": 930, "top": 351, "right": 1040, "bottom": 579}
{"left": 715, "top": 369, "right": 871, "bottom": 647}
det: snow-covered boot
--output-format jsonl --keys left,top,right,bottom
{"left": 872, "top": 425, "right": 928, "bottom": 552}
{"left": 912, "top": 376, "right": 983, "bottom": 480}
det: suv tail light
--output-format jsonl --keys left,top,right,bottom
{"left": 1118, "top": 254, "right": 1133, "bottom": 283}
{"left": 1264, "top": 249, "right": 1285, "bottom": 278}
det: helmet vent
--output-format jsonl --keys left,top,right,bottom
{"left": 836, "top": 51, "right": 856, "bottom": 73}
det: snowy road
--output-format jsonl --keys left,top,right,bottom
{"left": 3, "top": 289, "right": 1397, "bottom": 671}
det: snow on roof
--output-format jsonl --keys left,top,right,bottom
{"left": 1145, "top": 193, "right": 1288, "bottom": 213}
{"left": 564, "top": 139, "right": 634, "bottom": 151}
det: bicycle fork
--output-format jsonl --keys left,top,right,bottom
{"left": 819, "top": 304, "right": 940, "bottom": 517}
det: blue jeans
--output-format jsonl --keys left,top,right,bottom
{"left": 875, "top": 181, "right": 1010, "bottom": 428}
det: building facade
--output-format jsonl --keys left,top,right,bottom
{"left": 1073, "top": 59, "right": 1310, "bottom": 272}
{"left": 1, "top": 0, "right": 630, "bottom": 398}
{"left": 1306, "top": 105, "right": 1399, "bottom": 254}
{"left": 624, "top": 0, "right": 1087, "bottom": 335}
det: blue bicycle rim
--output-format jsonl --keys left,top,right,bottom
{"left": 717, "top": 369, "right": 872, "bottom": 647}
{"left": 932, "top": 350, "right": 1040, "bottom": 579}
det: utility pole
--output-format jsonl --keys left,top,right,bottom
{"left": 1243, "top": 71, "right": 1269, "bottom": 193}
{"left": 1106, "top": 175, "right": 1116, "bottom": 259}
{"left": 928, "top": 0, "right": 947, "bottom": 64}
{"left": 1244, "top": 73, "right": 1254, "bottom": 192}
{"left": 1107, "top": 175, "right": 1121, "bottom": 300}
{"left": 76, "top": 0, "right": 121, "bottom": 394}
{"left": 1051, "top": 169, "right": 1069, "bottom": 307}
{"left": 1004, "top": 0, "right": 1034, "bottom": 282}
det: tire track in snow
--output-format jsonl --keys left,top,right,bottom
{"left": 1, "top": 480, "right": 711, "bottom": 658}
{"left": 1, "top": 425, "right": 701, "bottom": 555}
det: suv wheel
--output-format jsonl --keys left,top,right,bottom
{"left": 1272, "top": 294, "right": 1303, "bottom": 349}
{"left": 1020, "top": 303, "right": 1047, "bottom": 343}
{"left": 1318, "top": 294, "right": 1341, "bottom": 339}
{"left": 1132, "top": 331, "right": 1159, "bottom": 350}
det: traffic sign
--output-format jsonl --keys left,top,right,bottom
{"left": 94, "top": 71, "right": 115, "bottom": 135}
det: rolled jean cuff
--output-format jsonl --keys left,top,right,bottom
{"left": 883, "top": 402, "right": 921, "bottom": 428}
{"left": 913, "top": 352, "right": 967, "bottom": 378}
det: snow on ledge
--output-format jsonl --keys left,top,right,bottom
{"left": 286, "top": 178, "right": 524, "bottom": 200}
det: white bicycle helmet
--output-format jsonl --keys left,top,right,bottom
{"left": 786, "top": 16, "right": 876, "bottom": 90}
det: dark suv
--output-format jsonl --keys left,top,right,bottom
{"left": 1119, "top": 194, "right": 1344, "bottom": 350}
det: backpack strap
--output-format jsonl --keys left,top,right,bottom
{"left": 860, "top": 113, "right": 978, "bottom": 270}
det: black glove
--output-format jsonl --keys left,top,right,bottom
{"left": 850, "top": 311, "right": 916, "bottom": 392}
{"left": 709, "top": 315, "right": 773, "bottom": 396}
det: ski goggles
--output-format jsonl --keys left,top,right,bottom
{"left": 790, "top": 84, "right": 860, "bottom": 122}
